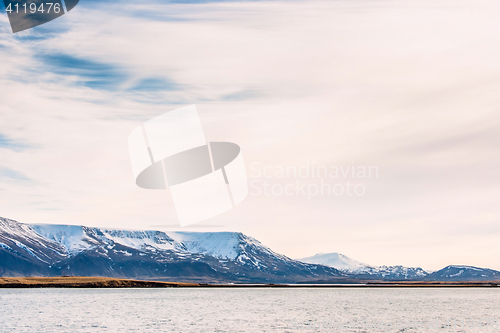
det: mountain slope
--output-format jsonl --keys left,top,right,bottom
{"left": 0, "top": 217, "right": 347, "bottom": 283}
{"left": 299, "top": 253, "right": 369, "bottom": 271}
{"left": 298, "top": 252, "right": 428, "bottom": 280}
{"left": 0, "top": 217, "right": 68, "bottom": 264}
{"left": 425, "top": 265, "right": 500, "bottom": 281}
{"left": 4, "top": 217, "right": 498, "bottom": 283}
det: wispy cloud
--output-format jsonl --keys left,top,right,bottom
{"left": 222, "top": 89, "right": 263, "bottom": 101}
{"left": 39, "top": 53, "right": 129, "bottom": 90}
{"left": 128, "top": 77, "right": 180, "bottom": 92}
{"left": 1, "top": 0, "right": 500, "bottom": 270}
{"left": 0, "top": 133, "right": 31, "bottom": 151}
{"left": 0, "top": 167, "right": 33, "bottom": 182}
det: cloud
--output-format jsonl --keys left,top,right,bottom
{"left": 39, "top": 53, "right": 129, "bottom": 90}
{"left": 222, "top": 89, "right": 263, "bottom": 101}
{"left": 128, "top": 77, "right": 180, "bottom": 92}
{"left": 1, "top": 0, "right": 500, "bottom": 270}
{"left": 0, "top": 167, "right": 33, "bottom": 182}
{"left": 0, "top": 133, "right": 31, "bottom": 151}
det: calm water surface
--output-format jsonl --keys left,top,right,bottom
{"left": 1, "top": 288, "right": 499, "bottom": 332}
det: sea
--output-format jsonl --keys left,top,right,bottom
{"left": 0, "top": 288, "right": 499, "bottom": 332}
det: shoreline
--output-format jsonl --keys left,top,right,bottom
{"left": 1, "top": 277, "right": 499, "bottom": 288}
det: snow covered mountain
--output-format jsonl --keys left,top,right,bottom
{"left": 0, "top": 216, "right": 348, "bottom": 283}
{"left": 0, "top": 217, "right": 68, "bottom": 276}
{"left": 298, "top": 253, "right": 369, "bottom": 271}
{"left": 298, "top": 252, "right": 428, "bottom": 280}
{"left": 3, "top": 216, "right": 499, "bottom": 283}
{"left": 425, "top": 265, "right": 500, "bottom": 281}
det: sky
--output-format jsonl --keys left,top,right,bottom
{"left": 1, "top": 0, "right": 500, "bottom": 271}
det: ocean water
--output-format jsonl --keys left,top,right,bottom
{"left": 0, "top": 288, "right": 499, "bottom": 332}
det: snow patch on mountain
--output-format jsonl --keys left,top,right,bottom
{"left": 169, "top": 232, "right": 240, "bottom": 260}
{"left": 298, "top": 252, "right": 428, "bottom": 279}
{"left": 0, "top": 242, "right": 13, "bottom": 251}
{"left": 30, "top": 224, "right": 96, "bottom": 254}
{"left": 0, "top": 217, "right": 68, "bottom": 263}
{"left": 449, "top": 265, "right": 481, "bottom": 271}
{"left": 425, "top": 265, "right": 500, "bottom": 281}
{"left": 298, "top": 253, "right": 371, "bottom": 272}
{"left": 28, "top": 223, "right": 244, "bottom": 260}
{"left": 1, "top": 217, "right": 62, "bottom": 250}
{"left": 100, "top": 229, "right": 176, "bottom": 252}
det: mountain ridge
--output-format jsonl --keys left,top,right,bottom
{"left": 1, "top": 216, "right": 499, "bottom": 283}
{"left": 298, "top": 252, "right": 428, "bottom": 280}
{"left": 0, "top": 216, "right": 348, "bottom": 283}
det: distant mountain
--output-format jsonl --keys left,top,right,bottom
{"left": 0, "top": 216, "right": 348, "bottom": 283}
{"left": 298, "top": 253, "right": 369, "bottom": 271}
{"left": 356, "top": 265, "right": 429, "bottom": 280}
{"left": 3, "top": 216, "right": 499, "bottom": 283}
{"left": 298, "top": 252, "right": 428, "bottom": 280}
{"left": 425, "top": 265, "right": 500, "bottom": 281}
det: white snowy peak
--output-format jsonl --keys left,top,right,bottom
{"left": 298, "top": 252, "right": 371, "bottom": 272}
{"left": 298, "top": 252, "right": 429, "bottom": 279}
{"left": 27, "top": 223, "right": 268, "bottom": 261}
{"left": 0, "top": 217, "right": 68, "bottom": 263}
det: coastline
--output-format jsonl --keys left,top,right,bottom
{"left": 1, "top": 277, "right": 499, "bottom": 288}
